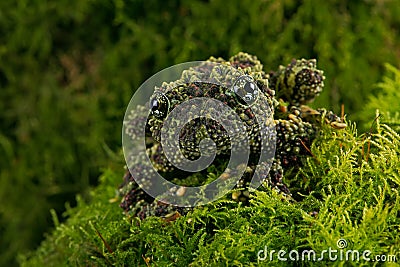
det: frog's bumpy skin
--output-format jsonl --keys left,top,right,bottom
{"left": 119, "top": 52, "right": 345, "bottom": 219}
{"left": 269, "top": 59, "right": 325, "bottom": 105}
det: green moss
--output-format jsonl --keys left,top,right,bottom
{"left": 361, "top": 64, "right": 400, "bottom": 131}
{"left": 20, "top": 115, "right": 400, "bottom": 265}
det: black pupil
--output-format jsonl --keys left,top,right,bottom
{"left": 244, "top": 82, "right": 255, "bottom": 93}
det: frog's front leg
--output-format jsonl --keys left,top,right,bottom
{"left": 119, "top": 152, "right": 156, "bottom": 215}
{"left": 119, "top": 142, "right": 176, "bottom": 215}
{"left": 230, "top": 158, "right": 291, "bottom": 203}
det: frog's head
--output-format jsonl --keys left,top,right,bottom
{"left": 146, "top": 54, "right": 277, "bottom": 160}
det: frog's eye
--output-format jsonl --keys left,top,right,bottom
{"left": 150, "top": 92, "right": 170, "bottom": 119}
{"left": 232, "top": 75, "right": 259, "bottom": 106}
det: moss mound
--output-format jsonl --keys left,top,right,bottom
{"left": 20, "top": 69, "right": 400, "bottom": 266}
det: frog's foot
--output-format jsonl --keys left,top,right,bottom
{"left": 292, "top": 105, "right": 347, "bottom": 129}
{"left": 119, "top": 147, "right": 174, "bottom": 215}
{"left": 136, "top": 201, "right": 192, "bottom": 221}
{"left": 230, "top": 160, "right": 291, "bottom": 202}
{"left": 119, "top": 171, "right": 154, "bottom": 214}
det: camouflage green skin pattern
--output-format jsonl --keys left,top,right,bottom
{"left": 119, "top": 52, "right": 346, "bottom": 219}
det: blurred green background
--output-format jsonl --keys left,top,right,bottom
{"left": 1, "top": 0, "right": 399, "bottom": 265}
